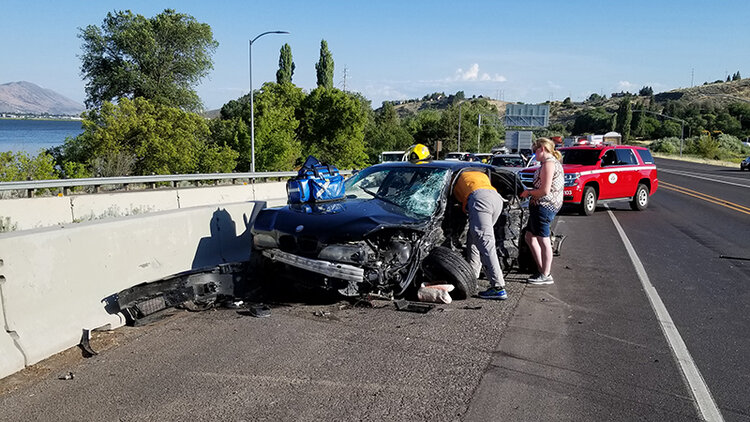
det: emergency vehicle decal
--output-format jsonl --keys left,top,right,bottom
{"left": 608, "top": 173, "right": 618, "bottom": 184}
{"left": 577, "top": 165, "right": 656, "bottom": 176}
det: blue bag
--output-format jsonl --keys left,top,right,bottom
{"left": 287, "top": 156, "right": 345, "bottom": 204}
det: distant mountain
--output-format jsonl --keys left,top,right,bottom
{"left": 0, "top": 81, "right": 84, "bottom": 115}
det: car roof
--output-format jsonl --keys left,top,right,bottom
{"left": 369, "top": 160, "right": 491, "bottom": 171}
{"left": 559, "top": 145, "right": 648, "bottom": 151}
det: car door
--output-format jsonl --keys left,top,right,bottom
{"left": 598, "top": 149, "right": 622, "bottom": 199}
{"left": 614, "top": 148, "right": 640, "bottom": 197}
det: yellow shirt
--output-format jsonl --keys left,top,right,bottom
{"left": 453, "top": 170, "right": 496, "bottom": 212}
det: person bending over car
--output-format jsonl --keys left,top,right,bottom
{"left": 453, "top": 169, "right": 508, "bottom": 300}
{"left": 520, "top": 137, "right": 564, "bottom": 285}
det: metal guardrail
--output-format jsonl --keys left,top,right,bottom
{"left": 0, "top": 170, "right": 354, "bottom": 198}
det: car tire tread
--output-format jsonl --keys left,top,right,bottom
{"left": 421, "top": 246, "right": 477, "bottom": 300}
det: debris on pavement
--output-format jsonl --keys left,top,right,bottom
{"left": 247, "top": 304, "right": 271, "bottom": 318}
{"left": 58, "top": 372, "right": 75, "bottom": 381}
{"left": 78, "top": 329, "right": 98, "bottom": 358}
{"left": 417, "top": 284, "right": 454, "bottom": 304}
{"left": 313, "top": 310, "right": 331, "bottom": 317}
{"left": 394, "top": 299, "right": 434, "bottom": 313}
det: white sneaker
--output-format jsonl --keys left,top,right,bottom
{"left": 527, "top": 273, "right": 554, "bottom": 285}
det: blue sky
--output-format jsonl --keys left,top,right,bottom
{"left": 2, "top": 0, "right": 749, "bottom": 110}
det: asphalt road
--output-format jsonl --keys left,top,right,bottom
{"left": 0, "top": 157, "right": 748, "bottom": 421}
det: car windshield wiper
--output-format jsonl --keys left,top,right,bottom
{"left": 360, "top": 187, "right": 405, "bottom": 210}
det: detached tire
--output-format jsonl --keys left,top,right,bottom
{"left": 579, "top": 186, "right": 597, "bottom": 216}
{"left": 630, "top": 183, "right": 649, "bottom": 211}
{"left": 421, "top": 247, "right": 477, "bottom": 300}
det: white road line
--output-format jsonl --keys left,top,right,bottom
{"left": 607, "top": 209, "right": 724, "bottom": 422}
{"left": 661, "top": 168, "right": 750, "bottom": 188}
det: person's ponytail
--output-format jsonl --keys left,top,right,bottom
{"left": 552, "top": 149, "right": 562, "bottom": 161}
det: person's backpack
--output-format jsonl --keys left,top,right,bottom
{"left": 286, "top": 156, "right": 345, "bottom": 204}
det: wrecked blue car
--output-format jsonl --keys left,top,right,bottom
{"left": 251, "top": 160, "right": 528, "bottom": 300}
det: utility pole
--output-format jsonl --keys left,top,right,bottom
{"left": 340, "top": 65, "right": 348, "bottom": 91}
{"left": 457, "top": 102, "right": 462, "bottom": 152}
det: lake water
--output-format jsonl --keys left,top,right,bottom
{"left": 0, "top": 119, "right": 83, "bottom": 155}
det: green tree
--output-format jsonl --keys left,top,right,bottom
{"left": 79, "top": 9, "right": 218, "bottom": 111}
{"left": 299, "top": 88, "right": 368, "bottom": 168}
{"left": 315, "top": 40, "right": 334, "bottom": 89}
{"left": 572, "top": 107, "right": 614, "bottom": 134}
{"left": 0, "top": 151, "right": 58, "bottom": 182}
{"left": 253, "top": 82, "right": 304, "bottom": 171}
{"left": 276, "top": 43, "right": 295, "bottom": 84}
{"left": 59, "top": 97, "right": 236, "bottom": 176}
{"left": 638, "top": 86, "right": 653, "bottom": 96}
{"left": 615, "top": 98, "right": 632, "bottom": 143}
{"left": 365, "top": 102, "right": 414, "bottom": 163}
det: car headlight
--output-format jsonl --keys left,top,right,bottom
{"left": 318, "top": 244, "right": 367, "bottom": 265}
{"left": 253, "top": 233, "right": 278, "bottom": 249}
{"left": 564, "top": 173, "right": 580, "bottom": 187}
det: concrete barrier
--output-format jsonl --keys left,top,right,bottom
{"left": 0, "top": 196, "right": 72, "bottom": 231}
{"left": 0, "top": 200, "right": 263, "bottom": 369}
{"left": 0, "top": 285, "right": 26, "bottom": 379}
{"left": 177, "top": 184, "right": 254, "bottom": 209}
{"left": 1, "top": 181, "right": 289, "bottom": 231}
{"left": 251, "top": 181, "right": 288, "bottom": 207}
{"left": 70, "top": 190, "right": 180, "bottom": 223}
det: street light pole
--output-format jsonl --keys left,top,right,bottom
{"left": 631, "top": 109, "right": 687, "bottom": 157}
{"left": 249, "top": 30, "right": 289, "bottom": 173}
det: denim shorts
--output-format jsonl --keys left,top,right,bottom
{"left": 527, "top": 204, "right": 557, "bottom": 237}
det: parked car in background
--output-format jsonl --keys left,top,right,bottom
{"left": 741, "top": 156, "right": 750, "bottom": 171}
{"left": 252, "top": 160, "right": 529, "bottom": 300}
{"left": 445, "top": 152, "right": 471, "bottom": 161}
{"left": 490, "top": 154, "right": 528, "bottom": 169}
{"left": 380, "top": 151, "right": 405, "bottom": 163}
{"left": 467, "top": 153, "right": 493, "bottom": 163}
{"left": 519, "top": 145, "right": 658, "bottom": 216}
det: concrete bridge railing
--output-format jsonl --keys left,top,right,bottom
{"left": 0, "top": 181, "right": 289, "bottom": 379}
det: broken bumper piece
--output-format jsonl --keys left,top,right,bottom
{"left": 262, "top": 249, "right": 365, "bottom": 282}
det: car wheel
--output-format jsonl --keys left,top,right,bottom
{"left": 630, "top": 183, "right": 649, "bottom": 211}
{"left": 579, "top": 186, "right": 597, "bottom": 216}
{"left": 421, "top": 246, "right": 477, "bottom": 300}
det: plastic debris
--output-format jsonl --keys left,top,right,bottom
{"left": 59, "top": 372, "right": 75, "bottom": 380}
{"left": 394, "top": 299, "right": 434, "bottom": 313}
{"left": 417, "top": 284, "right": 454, "bottom": 304}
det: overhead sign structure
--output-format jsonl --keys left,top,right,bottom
{"left": 504, "top": 104, "right": 550, "bottom": 127}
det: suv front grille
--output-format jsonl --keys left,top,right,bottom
{"left": 519, "top": 172, "right": 535, "bottom": 188}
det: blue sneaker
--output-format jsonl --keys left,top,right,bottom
{"left": 478, "top": 287, "right": 508, "bottom": 300}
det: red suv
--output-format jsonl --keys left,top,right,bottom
{"left": 519, "top": 145, "right": 658, "bottom": 215}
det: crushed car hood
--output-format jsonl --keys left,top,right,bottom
{"left": 252, "top": 198, "right": 430, "bottom": 243}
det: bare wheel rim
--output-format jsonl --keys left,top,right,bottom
{"left": 638, "top": 188, "right": 648, "bottom": 206}
{"left": 586, "top": 192, "right": 595, "bottom": 210}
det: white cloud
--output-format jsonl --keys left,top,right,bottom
{"left": 455, "top": 63, "right": 506, "bottom": 82}
{"left": 617, "top": 80, "right": 637, "bottom": 91}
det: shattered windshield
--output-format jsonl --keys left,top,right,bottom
{"left": 561, "top": 149, "right": 601, "bottom": 165}
{"left": 345, "top": 166, "right": 450, "bottom": 218}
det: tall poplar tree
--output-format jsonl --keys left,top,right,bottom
{"left": 615, "top": 98, "right": 632, "bottom": 143}
{"left": 276, "top": 43, "right": 295, "bottom": 84}
{"left": 315, "top": 40, "right": 334, "bottom": 89}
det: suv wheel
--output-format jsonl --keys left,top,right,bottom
{"left": 579, "top": 186, "right": 597, "bottom": 216}
{"left": 630, "top": 183, "right": 649, "bottom": 211}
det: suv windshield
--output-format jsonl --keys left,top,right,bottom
{"left": 561, "top": 149, "right": 601, "bottom": 165}
{"left": 345, "top": 166, "right": 450, "bottom": 218}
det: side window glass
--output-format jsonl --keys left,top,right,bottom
{"left": 601, "top": 150, "right": 616, "bottom": 166}
{"left": 637, "top": 149, "right": 654, "bottom": 164}
{"left": 616, "top": 149, "right": 639, "bottom": 165}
